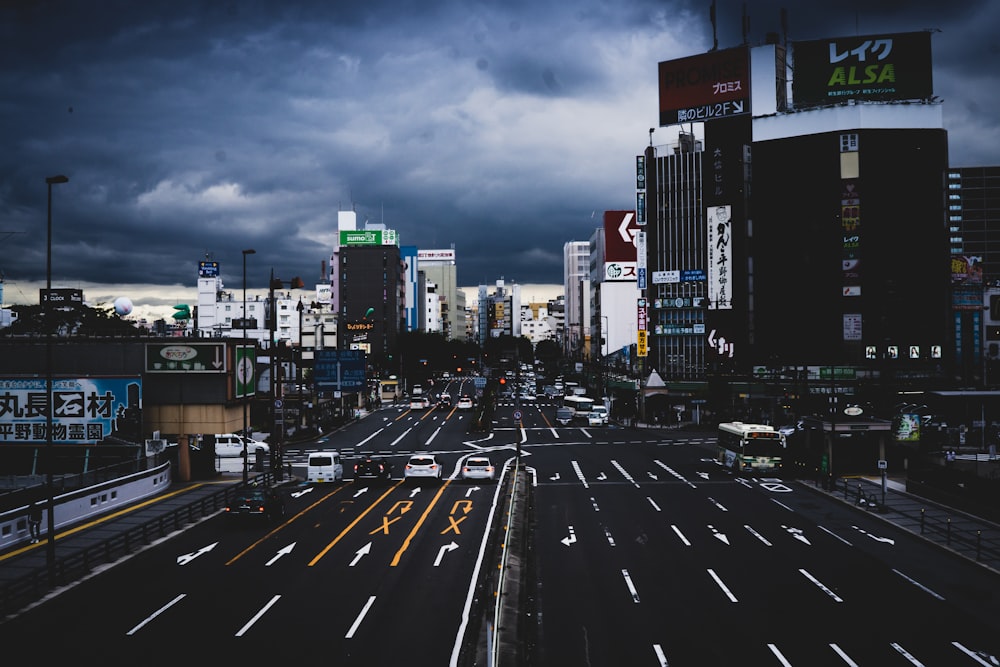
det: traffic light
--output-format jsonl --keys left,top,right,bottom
{"left": 499, "top": 377, "right": 506, "bottom": 386}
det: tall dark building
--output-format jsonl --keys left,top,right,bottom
{"left": 648, "top": 31, "right": 950, "bottom": 415}
{"left": 338, "top": 244, "right": 406, "bottom": 374}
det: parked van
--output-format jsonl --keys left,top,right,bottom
{"left": 214, "top": 433, "right": 269, "bottom": 458}
{"left": 307, "top": 451, "right": 343, "bottom": 483}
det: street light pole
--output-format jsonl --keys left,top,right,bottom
{"left": 44, "top": 174, "right": 68, "bottom": 577}
{"left": 241, "top": 248, "right": 255, "bottom": 484}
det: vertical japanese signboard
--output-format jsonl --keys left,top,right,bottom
{"left": 706, "top": 205, "right": 733, "bottom": 310}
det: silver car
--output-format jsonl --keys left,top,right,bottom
{"left": 460, "top": 456, "right": 495, "bottom": 481}
{"left": 404, "top": 454, "right": 444, "bottom": 482}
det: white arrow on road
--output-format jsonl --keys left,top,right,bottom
{"left": 647, "top": 472, "right": 659, "bottom": 480}
{"left": 176, "top": 542, "right": 218, "bottom": 566}
{"left": 290, "top": 487, "right": 314, "bottom": 498}
{"left": 465, "top": 486, "right": 480, "bottom": 498}
{"left": 409, "top": 486, "right": 422, "bottom": 498}
{"left": 783, "top": 525, "right": 812, "bottom": 545}
{"left": 561, "top": 526, "right": 577, "bottom": 547}
{"left": 708, "top": 525, "right": 730, "bottom": 545}
{"left": 550, "top": 472, "right": 560, "bottom": 481}
{"left": 697, "top": 471, "right": 710, "bottom": 480}
{"left": 266, "top": 543, "right": 296, "bottom": 566}
{"left": 433, "top": 541, "right": 459, "bottom": 566}
{"left": 597, "top": 472, "right": 607, "bottom": 481}
{"left": 353, "top": 487, "right": 369, "bottom": 498}
{"left": 852, "top": 525, "right": 895, "bottom": 545}
{"left": 350, "top": 542, "right": 372, "bottom": 566}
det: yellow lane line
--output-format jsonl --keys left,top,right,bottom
{"left": 390, "top": 479, "right": 451, "bottom": 567}
{"left": 308, "top": 480, "right": 404, "bottom": 566}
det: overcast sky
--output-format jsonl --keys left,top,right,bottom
{"left": 2, "top": 0, "right": 998, "bottom": 322}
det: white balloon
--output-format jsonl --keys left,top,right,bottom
{"left": 114, "top": 296, "right": 133, "bottom": 316}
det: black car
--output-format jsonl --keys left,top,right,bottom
{"left": 354, "top": 456, "right": 392, "bottom": 482}
{"left": 224, "top": 485, "right": 285, "bottom": 522}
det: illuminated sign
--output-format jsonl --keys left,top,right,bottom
{"left": 792, "top": 31, "right": 933, "bottom": 108}
{"left": 658, "top": 47, "right": 750, "bottom": 126}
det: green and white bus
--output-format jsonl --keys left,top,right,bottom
{"left": 717, "top": 422, "right": 786, "bottom": 474}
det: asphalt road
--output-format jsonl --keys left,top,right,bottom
{"left": 2, "top": 385, "right": 998, "bottom": 666}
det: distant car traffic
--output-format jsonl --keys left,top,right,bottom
{"left": 224, "top": 485, "right": 285, "bottom": 522}
{"left": 214, "top": 433, "right": 269, "bottom": 458}
{"left": 404, "top": 454, "right": 443, "bottom": 482}
{"left": 354, "top": 456, "right": 393, "bottom": 482}
{"left": 587, "top": 411, "right": 604, "bottom": 427}
{"left": 410, "top": 396, "right": 427, "bottom": 410}
{"left": 590, "top": 405, "right": 609, "bottom": 425}
{"left": 460, "top": 456, "right": 495, "bottom": 481}
{"left": 457, "top": 396, "right": 474, "bottom": 410}
{"left": 555, "top": 407, "right": 574, "bottom": 426}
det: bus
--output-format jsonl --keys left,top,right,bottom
{"left": 562, "top": 395, "right": 595, "bottom": 419}
{"left": 717, "top": 422, "right": 786, "bottom": 474}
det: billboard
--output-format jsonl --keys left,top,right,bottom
{"left": 706, "top": 205, "right": 733, "bottom": 310}
{"left": 0, "top": 376, "right": 142, "bottom": 444}
{"left": 339, "top": 229, "right": 400, "bottom": 246}
{"left": 603, "top": 211, "right": 639, "bottom": 263}
{"left": 39, "top": 288, "right": 83, "bottom": 307}
{"left": 658, "top": 47, "right": 750, "bottom": 126}
{"left": 792, "top": 31, "right": 933, "bottom": 108}
{"left": 417, "top": 249, "right": 456, "bottom": 262}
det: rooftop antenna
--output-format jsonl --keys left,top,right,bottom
{"left": 709, "top": 0, "right": 718, "bottom": 51}
{"left": 649, "top": 127, "right": 655, "bottom": 146}
{"left": 781, "top": 8, "right": 788, "bottom": 47}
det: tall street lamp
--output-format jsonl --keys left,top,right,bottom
{"left": 44, "top": 174, "right": 68, "bottom": 576}
{"left": 241, "top": 248, "right": 256, "bottom": 484}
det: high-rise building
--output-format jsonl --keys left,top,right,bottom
{"left": 648, "top": 31, "right": 949, "bottom": 411}
{"left": 417, "top": 247, "right": 467, "bottom": 341}
{"left": 563, "top": 241, "right": 590, "bottom": 357}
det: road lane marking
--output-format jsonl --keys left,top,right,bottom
{"left": 744, "top": 524, "right": 772, "bottom": 546}
{"left": 647, "top": 497, "right": 662, "bottom": 512}
{"left": 390, "top": 480, "right": 452, "bottom": 566}
{"left": 892, "top": 568, "right": 945, "bottom": 601}
{"left": 126, "top": 593, "right": 186, "bottom": 635}
{"left": 799, "top": 568, "right": 843, "bottom": 602}
{"left": 621, "top": 569, "right": 640, "bottom": 603}
{"left": 890, "top": 642, "right": 926, "bottom": 665}
{"left": 308, "top": 481, "right": 404, "bottom": 566}
{"left": 345, "top": 596, "right": 377, "bottom": 639}
{"left": 766, "top": 644, "right": 793, "bottom": 666}
{"left": 571, "top": 460, "right": 589, "bottom": 488}
{"left": 830, "top": 643, "right": 860, "bottom": 666}
{"left": 653, "top": 644, "right": 669, "bottom": 666}
{"left": 235, "top": 594, "right": 281, "bottom": 637}
{"left": 604, "top": 526, "right": 616, "bottom": 547}
{"left": 707, "top": 568, "right": 738, "bottom": 602}
{"left": 671, "top": 524, "right": 691, "bottom": 546}
{"left": 819, "top": 525, "right": 853, "bottom": 546}
{"left": 610, "top": 460, "right": 640, "bottom": 487}
{"left": 951, "top": 641, "right": 996, "bottom": 665}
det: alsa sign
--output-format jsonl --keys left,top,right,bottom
{"left": 658, "top": 47, "right": 749, "bottom": 126}
{"left": 791, "top": 31, "right": 933, "bottom": 108}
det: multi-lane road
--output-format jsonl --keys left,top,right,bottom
{"left": 2, "top": 378, "right": 999, "bottom": 666}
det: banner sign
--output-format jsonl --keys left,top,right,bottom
{"left": 792, "top": 31, "right": 933, "bottom": 108}
{"left": 0, "top": 376, "right": 142, "bottom": 444}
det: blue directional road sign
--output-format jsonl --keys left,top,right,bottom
{"left": 314, "top": 349, "right": 367, "bottom": 392}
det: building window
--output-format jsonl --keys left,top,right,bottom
{"left": 839, "top": 133, "right": 859, "bottom": 152}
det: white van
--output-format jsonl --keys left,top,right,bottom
{"left": 214, "top": 433, "right": 269, "bottom": 458}
{"left": 307, "top": 451, "right": 343, "bottom": 483}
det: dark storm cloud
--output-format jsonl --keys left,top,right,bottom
{"left": 0, "top": 0, "right": 997, "bottom": 320}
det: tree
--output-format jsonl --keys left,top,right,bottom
{"left": 4, "top": 302, "right": 147, "bottom": 337}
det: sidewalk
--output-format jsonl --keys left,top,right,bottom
{"left": 804, "top": 474, "right": 1000, "bottom": 576}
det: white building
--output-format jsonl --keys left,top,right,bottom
{"left": 563, "top": 241, "right": 590, "bottom": 357}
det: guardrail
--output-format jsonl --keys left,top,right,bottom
{"left": 0, "top": 471, "right": 276, "bottom": 618}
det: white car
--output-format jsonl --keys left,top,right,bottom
{"left": 590, "top": 405, "right": 609, "bottom": 425}
{"left": 460, "top": 456, "right": 495, "bottom": 481}
{"left": 409, "top": 397, "right": 427, "bottom": 410}
{"left": 214, "top": 433, "right": 269, "bottom": 458}
{"left": 404, "top": 454, "right": 443, "bottom": 482}
{"left": 457, "top": 397, "right": 474, "bottom": 410}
